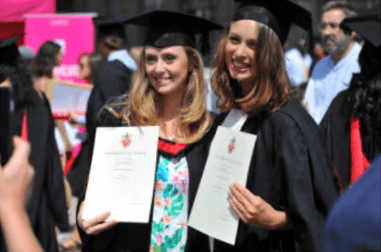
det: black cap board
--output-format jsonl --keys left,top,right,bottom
{"left": 0, "top": 36, "right": 21, "bottom": 67}
{"left": 124, "top": 10, "right": 223, "bottom": 54}
{"left": 341, "top": 5, "right": 380, "bottom": 79}
{"left": 233, "top": 0, "right": 312, "bottom": 45}
{"left": 340, "top": 5, "right": 380, "bottom": 47}
{"left": 93, "top": 15, "right": 129, "bottom": 39}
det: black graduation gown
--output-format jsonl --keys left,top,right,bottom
{"left": 0, "top": 90, "right": 69, "bottom": 251}
{"left": 320, "top": 89, "right": 381, "bottom": 189}
{"left": 77, "top": 108, "right": 210, "bottom": 252}
{"left": 67, "top": 60, "right": 133, "bottom": 197}
{"left": 200, "top": 98, "right": 339, "bottom": 252}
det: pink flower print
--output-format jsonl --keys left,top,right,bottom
{"left": 164, "top": 214, "right": 171, "bottom": 224}
{"left": 173, "top": 175, "right": 180, "bottom": 183}
{"left": 155, "top": 233, "right": 163, "bottom": 246}
{"left": 183, "top": 169, "right": 189, "bottom": 177}
{"left": 182, "top": 181, "right": 187, "bottom": 193}
{"left": 154, "top": 197, "right": 162, "bottom": 207}
{"left": 164, "top": 197, "right": 171, "bottom": 208}
{"left": 155, "top": 180, "right": 163, "bottom": 189}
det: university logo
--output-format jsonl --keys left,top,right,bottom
{"left": 121, "top": 133, "right": 132, "bottom": 148}
{"left": 228, "top": 137, "right": 236, "bottom": 153}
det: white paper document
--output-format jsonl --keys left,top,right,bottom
{"left": 51, "top": 83, "right": 91, "bottom": 113}
{"left": 82, "top": 126, "right": 159, "bottom": 223}
{"left": 188, "top": 126, "right": 257, "bottom": 245}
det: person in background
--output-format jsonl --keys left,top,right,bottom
{"left": 285, "top": 38, "right": 312, "bottom": 87}
{"left": 304, "top": 0, "right": 361, "bottom": 124}
{"left": 67, "top": 15, "right": 136, "bottom": 198}
{"left": 201, "top": 0, "right": 339, "bottom": 251}
{"left": 31, "top": 41, "right": 73, "bottom": 155}
{"left": 0, "top": 137, "right": 43, "bottom": 252}
{"left": 69, "top": 53, "right": 105, "bottom": 126}
{"left": 309, "top": 37, "right": 326, "bottom": 73}
{"left": 18, "top": 45, "right": 35, "bottom": 72}
{"left": 0, "top": 37, "right": 69, "bottom": 251}
{"left": 285, "top": 38, "right": 313, "bottom": 100}
{"left": 76, "top": 10, "right": 222, "bottom": 252}
{"left": 78, "top": 53, "right": 105, "bottom": 86}
{"left": 320, "top": 5, "right": 380, "bottom": 191}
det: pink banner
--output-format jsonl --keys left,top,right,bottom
{"left": 25, "top": 14, "right": 95, "bottom": 83}
{"left": 0, "top": 0, "right": 55, "bottom": 22}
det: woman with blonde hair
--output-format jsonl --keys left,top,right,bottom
{"left": 202, "top": 0, "right": 339, "bottom": 251}
{"left": 76, "top": 11, "right": 222, "bottom": 252}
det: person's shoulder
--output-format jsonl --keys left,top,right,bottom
{"left": 285, "top": 48, "right": 300, "bottom": 61}
{"left": 322, "top": 89, "right": 350, "bottom": 120}
{"left": 270, "top": 99, "right": 314, "bottom": 126}
{"left": 99, "top": 60, "right": 132, "bottom": 73}
{"left": 352, "top": 42, "right": 363, "bottom": 55}
{"left": 310, "top": 56, "right": 333, "bottom": 76}
{"left": 330, "top": 89, "right": 350, "bottom": 108}
{"left": 98, "top": 103, "right": 127, "bottom": 127}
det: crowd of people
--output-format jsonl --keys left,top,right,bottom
{"left": 0, "top": 0, "right": 380, "bottom": 251}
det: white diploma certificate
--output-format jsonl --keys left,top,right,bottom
{"left": 188, "top": 126, "right": 257, "bottom": 245}
{"left": 82, "top": 126, "right": 159, "bottom": 223}
{"left": 49, "top": 82, "right": 91, "bottom": 113}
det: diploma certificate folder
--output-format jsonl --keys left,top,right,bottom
{"left": 82, "top": 126, "right": 159, "bottom": 223}
{"left": 45, "top": 80, "right": 92, "bottom": 114}
{"left": 188, "top": 126, "right": 257, "bottom": 245}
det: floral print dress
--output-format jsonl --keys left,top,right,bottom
{"left": 150, "top": 139, "right": 190, "bottom": 252}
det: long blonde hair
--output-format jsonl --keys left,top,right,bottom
{"left": 108, "top": 46, "right": 212, "bottom": 144}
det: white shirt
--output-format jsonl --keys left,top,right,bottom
{"left": 285, "top": 48, "right": 312, "bottom": 87}
{"left": 304, "top": 43, "right": 362, "bottom": 124}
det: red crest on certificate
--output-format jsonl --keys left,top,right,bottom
{"left": 121, "top": 133, "right": 132, "bottom": 148}
{"left": 228, "top": 137, "right": 236, "bottom": 153}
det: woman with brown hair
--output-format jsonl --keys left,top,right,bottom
{"left": 204, "top": 0, "right": 339, "bottom": 251}
{"left": 76, "top": 11, "right": 222, "bottom": 252}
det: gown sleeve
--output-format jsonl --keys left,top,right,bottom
{"left": 260, "top": 113, "right": 326, "bottom": 251}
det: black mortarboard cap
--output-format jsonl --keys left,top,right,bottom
{"left": 93, "top": 15, "right": 128, "bottom": 39}
{"left": 0, "top": 36, "right": 21, "bottom": 67}
{"left": 124, "top": 10, "right": 223, "bottom": 55}
{"left": 233, "top": 0, "right": 312, "bottom": 45}
{"left": 340, "top": 5, "right": 380, "bottom": 47}
{"left": 341, "top": 5, "right": 381, "bottom": 79}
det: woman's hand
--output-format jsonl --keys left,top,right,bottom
{"left": 77, "top": 201, "right": 118, "bottom": 235}
{"left": 228, "top": 183, "right": 291, "bottom": 230}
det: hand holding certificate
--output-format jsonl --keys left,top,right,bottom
{"left": 82, "top": 126, "right": 159, "bottom": 223}
{"left": 188, "top": 126, "right": 257, "bottom": 245}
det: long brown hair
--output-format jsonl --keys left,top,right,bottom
{"left": 211, "top": 22, "right": 292, "bottom": 115}
{"left": 107, "top": 46, "right": 212, "bottom": 144}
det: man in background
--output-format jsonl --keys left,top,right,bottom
{"left": 304, "top": 0, "right": 361, "bottom": 124}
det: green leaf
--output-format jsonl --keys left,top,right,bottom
{"left": 151, "top": 222, "right": 164, "bottom": 237}
{"left": 166, "top": 184, "right": 179, "bottom": 198}
{"left": 168, "top": 199, "right": 183, "bottom": 217}
{"left": 164, "top": 229, "right": 183, "bottom": 249}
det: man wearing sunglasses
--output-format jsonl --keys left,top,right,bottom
{"left": 304, "top": 1, "right": 362, "bottom": 124}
